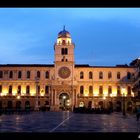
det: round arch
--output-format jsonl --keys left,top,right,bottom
{"left": 98, "top": 101, "right": 103, "bottom": 109}
{"left": 7, "top": 101, "right": 13, "bottom": 109}
{"left": 59, "top": 93, "right": 70, "bottom": 111}
{"left": 79, "top": 101, "right": 85, "bottom": 107}
{"left": 108, "top": 101, "right": 113, "bottom": 111}
{"left": 16, "top": 101, "right": 22, "bottom": 109}
{"left": 25, "top": 101, "right": 30, "bottom": 109}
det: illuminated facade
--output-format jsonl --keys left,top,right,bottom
{"left": 0, "top": 27, "right": 138, "bottom": 112}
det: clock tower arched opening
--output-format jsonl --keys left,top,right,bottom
{"left": 59, "top": 93, "right": 70, "bottom": 111}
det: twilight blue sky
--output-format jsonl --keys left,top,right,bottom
{"left": 0, "top": 8, "right": 140, "bottom": 66}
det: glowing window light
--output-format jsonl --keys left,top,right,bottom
{"left": 103, "top": 96, "right": 106, "bottom": 100}
{"left": 94, "top": 92, "right": 99, "bottom": 96}
{"left": 13, "top": 93, "right": 16, "bottom": 96}
{"left": 103, "top": 91, "right": 108, "bottom": 97}
{"left": 17, "top": 95, "right": 20, "bottom": 99}
{"left": 40, "top": 93, "right": 44, "bottom": 96}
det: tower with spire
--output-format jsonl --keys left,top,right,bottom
{"left": 54, "top": 26, "right": 75, "bottom": 80}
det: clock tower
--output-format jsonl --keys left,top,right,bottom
{"left": 54, "top": 26, "right": 75, "bottom": 81}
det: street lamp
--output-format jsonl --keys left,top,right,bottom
{"left": 122, "top": 87, "right": 126, "bottom": 116}
{"left": 35, "top": 77, "right": 39, "bottom": 111}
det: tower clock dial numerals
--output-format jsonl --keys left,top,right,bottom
{"left": 58, "top": 67, "right": 71, "bottom": 79}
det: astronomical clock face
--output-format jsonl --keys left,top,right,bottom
{"left": 58, "top": 66, "right": 71, "bottom": 79}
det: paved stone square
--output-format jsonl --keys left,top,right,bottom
{"left": 0, "top": 111, "right": 140, "bottom": 132}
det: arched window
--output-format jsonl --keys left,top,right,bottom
{"left": 37, "top": 85, "right": 40, "bottom": 95}
{"left": 108, "top": 86, "right": 112, "bottom": 94}
{"left": 45, "top": 86, "right": 49, "bottom": 94}
{"left": 18, "top": 71, "right": 22, "bottom": 79}
{"left": 80, "top": 71, "right": 84, "bottom": 79}
{"left": 65, "top": 48, "right": 68, "bottom": 54}
{"left": 108, "top": 72, "right": 112, "bottom": 79}
{"left": 9, "top": 71, "right": 13, "bottom": 79}
{"left": 46, "top": 71, "right": 49, "bottom": 79}
{"left": 37, "top": 71, "right": 40, "bottom": 78}
{"left": 66, "top": 59, "right": 68, "bottom": 62}
{"left": 0, "top": 71, "right": 3, "bottom": 78}
{"left": 17, "top": 85, "right": 21, "bottom": 94}
{"left": 89, "top": 86, "right": 93, "bottom": 94}
{"left": 89, "top": 71, "right": 93, "bottom": 79}
{"left": 62, "top": 40, "right": 66, "bottom": 45}
{"left": 26, "top": 85, "right": 30, "bottom": 94}
{"left": 99, "top": 71, "right": 103, "bottom": 79}
{"left": 27, "top": 71, "right": 30, "bottom": 79}
{"left": 80, "top": 86, "right": 84, "bottom": 95}
{"left": 61, "top": 48, "right": 65, "bottom": 55}
{"left": 0, "top": 85, "right": 2, "bottom": 93}
{"left": 61, "top": 48, "right": 68, "bottom": 55}
{"left": 127, "top": 72, "right": 131, "bottom": 79}
{"left": 9, "top": 85, "right": 12, "bottom": 94}
{"left": 117, "top": 86, "right": 121, "bottom": 96}
{"left": 117, "top": 72, "right": 120, "bottom": 79}
{"left": 99, "top": 86, "right": 103, "bottom": 95}
{"left": 127, "top": 86, "right": 131, "bottom": 95}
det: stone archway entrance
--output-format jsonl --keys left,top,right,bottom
{"left": 59, "top": 93, "right": 70, "bottom": 111}
{"left": 16, "top": 101, "right": 22, "bottom": 110}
